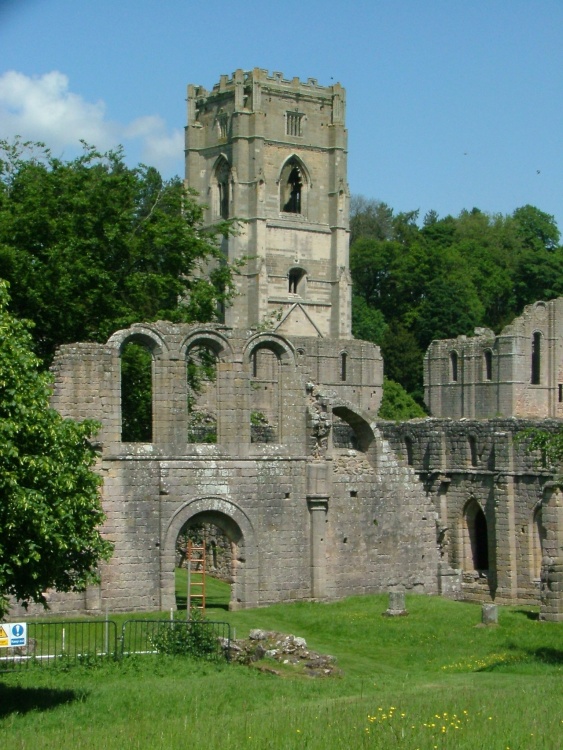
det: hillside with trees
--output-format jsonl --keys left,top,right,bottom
{"left": 350, "top": 196, "right": 563, "bottom": 413}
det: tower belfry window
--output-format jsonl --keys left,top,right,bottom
{"left": 288, "top": 267, "right": 306, "bottom": 295}
{"left": 217, "top": 113, "right": 228, "bottom": 139}
{"left": 286, "top": 111, "right": 303, "bottom": 137}
{"left": 283, "top": 166, "right": 302, "bottom": 213}
{"left": 214, "top": 158, "right": 231, "bottom": 220}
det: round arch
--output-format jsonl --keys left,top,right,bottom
{"left": 180, "top": 329, "right": 234, "bottom": 362}
{"left": 331, "top": 398, "right": 378, "bottom": 458}
{"left": 107, "top": 325, "right": 168, "bottom": 357}
{"left": 161, "top": 496, "right": 259, "bottom": 611}
{"left": 243, "top": 332, "right": 296, "bottom": 365}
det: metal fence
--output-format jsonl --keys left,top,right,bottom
{"left": 121, "top": 619, "right": 230, "bottom": 661}
{"left": 0, "top": 620, "right": 118, "bottom": 671}
{"left": 0, "top": 618, "right": 230, "bottom": 672}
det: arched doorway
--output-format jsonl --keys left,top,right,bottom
{"left": 162, "top": 498, "right": 258, "bottom": 611}
{"left": 175, "top": 519, "right": 234, "bottom": 611}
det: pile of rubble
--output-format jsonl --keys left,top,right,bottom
{"left": 222, "top": 629, "right": 340, "bottom": 677}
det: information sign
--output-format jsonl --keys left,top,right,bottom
{"left": 0, "top": 622, "right": 27, "bottom": 648}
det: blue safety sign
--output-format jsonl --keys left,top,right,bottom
{"left": 0, "top": 622, "right": 27, "bottom": 647}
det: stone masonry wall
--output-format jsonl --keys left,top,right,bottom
{"left": 378, "top": 418, "right": 563, "bottom": 606}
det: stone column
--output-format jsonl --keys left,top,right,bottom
{"left": 307, "top": 497, "right": 329, "bottom": 599}
{"left": 540, "top": 484, "right": 563, "bottom": 622}
{"left": 493, "top": 473, "right": 518, "bottom": 601}
{"left": 307, "top": 462, "right": 331, "bottom": 600}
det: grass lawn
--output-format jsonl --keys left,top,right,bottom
{"left": 1, "top": 587, "right": 562, "bottom": 749}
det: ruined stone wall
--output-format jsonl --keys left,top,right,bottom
{"left": 10, "top": 321, "right": 445, "bottom": 618}
{"left": 378, "top": 418, "right": 562, "bottom": 606}
{"left": 425, "top": 298, "right": 563, "bottom": 419}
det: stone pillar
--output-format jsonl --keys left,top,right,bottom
{"left": 307, "top": 462, "right": 331, "bottom": 600}
{"left": 307, "top": 497, "right": 329, "bottom": 599}
{"left": 540, "top": 485, "right": 563, "bottom": 622}
{"left": 493, "top": 474, "right": 518, "bottom": 601}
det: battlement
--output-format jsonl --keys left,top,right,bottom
{"left": 188, "top": 68, "right": 341, "bottom": 103}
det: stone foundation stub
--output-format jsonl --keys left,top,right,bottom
{"left": 481, "top": 603, "right": 498, "bottom": 626}
{"left": 383, "top": 591, "right": 408, "bottom": 617}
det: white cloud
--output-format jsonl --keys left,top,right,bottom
{"left": 0, "top": 70, "right": 183, "bottom": 176}
{"left": 125, "top": 115, "right": 184, "bottom": 171}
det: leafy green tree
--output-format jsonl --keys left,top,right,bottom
{"left": 0, "top": 281, "right": 112, "bottom": 617}
{"left": 351, "top": 295, "right": 387, "bottom": 345}
{"left": 513, "top": 204, "right": 560, "bottom": 253}
{"left": 349, "top": 195, "right": 394, "bottom": 245}
{"left": 378, "top": 378, "right": 427, "bottom": 420}
{"left": 380, "top": 323, "right": 425, "bottom": 402}
{"left": 0, "top": 139, "right": 236, "bottom": 363}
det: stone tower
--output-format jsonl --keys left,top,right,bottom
{"left": 185, "top": 69, "right": 351, "bottom": 338}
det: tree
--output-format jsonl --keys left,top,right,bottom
{"left": 0, "top": 281, "right": 112, "bottom": 617}
{"left": 349, "top": 195, "right": 394, "bottom": 245}
{"left": 378, "top": 378, "right": 427, "bottom": 420}
{"left": 0, "top": 139, "right": 237, "bottom": 364}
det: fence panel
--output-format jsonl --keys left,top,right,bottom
{"left": 121, "top": 619, "right": 230, "bottom": 662}
{"left": 0, "top": 620, "right": 118, "bottom": 672}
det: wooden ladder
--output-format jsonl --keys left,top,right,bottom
{"left": 186, "top": 538, "right": 206, "bottom": 616}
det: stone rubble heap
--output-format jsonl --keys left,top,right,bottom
{"left": 221, "top": 629, "right": 340, "bottom": 677}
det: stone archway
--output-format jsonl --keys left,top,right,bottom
{"left": 161, "top": 497, "right": 259, "bottom": 611}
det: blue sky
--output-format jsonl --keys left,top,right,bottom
{"left": 1, "top": 0, "right": 562, "bottom": 229}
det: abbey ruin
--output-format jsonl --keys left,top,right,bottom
{"left": 15, "top": 69, "right": 562, "bottom": 622}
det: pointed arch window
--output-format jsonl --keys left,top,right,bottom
{"left": 213, "top": 157, "right": 231, "bottom": 220}
{"left": 279, "top": 157, "right": 307, "bottom": 215}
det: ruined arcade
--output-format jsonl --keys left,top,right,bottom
{"left": 13, "top": 70, "right": 563, "bottom": 622}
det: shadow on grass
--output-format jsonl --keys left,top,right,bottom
{"left": 0, "top": 684, "right": 85, "bottom": 717}
{"left": 531, "top": 647, "right": 563, "bottom": 665}
{"left": 176, "top": 595, "right": 229, "bottom": 612}
{"left": 514, "top": 608, "right": 540, "bottom": 621}
{"left": 475, "top": 644, "right": 563, "bottom": 672}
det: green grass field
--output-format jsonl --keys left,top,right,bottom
{"left": 1, "top": 582, "right": 562, "bottom": 749}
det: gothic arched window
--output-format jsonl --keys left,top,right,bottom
{"left": 213, "top": 157, "right": 231, "bottom": 220}
{"left": 279, "top": 157, "right": 307, "bottom": 215}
